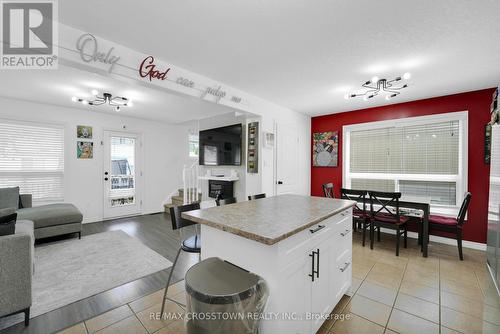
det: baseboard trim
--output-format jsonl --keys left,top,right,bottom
{"left": 377, "top": 227, "right": 486, "bottom": 251}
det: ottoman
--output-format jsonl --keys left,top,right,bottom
{"left": 17, "top": 203, "right": 83, "bottom": 240}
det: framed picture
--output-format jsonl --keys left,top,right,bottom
{"left": 77, "top": 141, "right": 93, "bottom": 159}
{"left": 313, "top": 131, "right": 338, "bottom": 167}
{"left": 77, "top": 125, "right": 93, "bottom": 139}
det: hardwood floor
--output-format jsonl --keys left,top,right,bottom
{"left": 0, "top": 213, "right": 198, "bottom": 334}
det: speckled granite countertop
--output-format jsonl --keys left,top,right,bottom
{"left": 182, "top": 194, "right": 356, "bottom": 245}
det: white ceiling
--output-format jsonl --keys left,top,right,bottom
{"left": 58, "top": 0, "right": 500, "bottom": 116}
{"left": 0, "top": 64, "right": 238, "bottom": 123}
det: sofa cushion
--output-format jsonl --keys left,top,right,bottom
{"left": 17, "top": 203, "right": 83, "bottom": 229}
{"left": 0, "top": 187, "right": 19, "bottom": 210}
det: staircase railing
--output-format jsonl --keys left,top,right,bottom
{"left": 182, "top": 162, "right": 200, "bottom": 204}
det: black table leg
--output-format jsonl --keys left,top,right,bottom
{"left": 423, "top": 205, "right": 429, "bottom": 257}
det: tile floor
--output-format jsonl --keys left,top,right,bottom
{"left": 57, "top": 231, "right": 500, "bottom": 334}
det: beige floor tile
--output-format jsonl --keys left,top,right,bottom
{"left": 441, "top": 278, "right": 484, "bottom": 301}
{"left": 57, "top": 322, "right": 88, "bottom": 334}
{"left": 345, "top": 294, "right": 392, "bottom": 326}
{"left": 153, "top": 319, "right": 187, "bottom": 334}
{"left": 95, "top": 315, "right": 147, "bottom": 334}
{"left": 440, "top": 326, "right": 462, "bottom": 334}
{"left": 352, "top": 261, "right": 374, "bottom": 280}
{"left": 394, "top": 293, "right": 439, "bottom": 323}
{"left": 384, "top": 330, "right": 398, "bottom": 334}
{"left": 129, "top": 290, "right": 165, "bottom": 314}
{"left": 403, "top": 267, "right": 439, "bottom": 289}
{"left": 330, "top": 313, "right": 384, "bottom": 334}
{"left": 441, "top": 290, "right": 500, "bottom": 326}
{"left": 399, "top": 280, "right": 439, "bottom": 304}
{"left": 135, "top": 301, "right": 184, "bottom": 333}
{"left": 347, "top": 277, "right": 362, "bottom": 296}
{"left": 441, "top": 306, "right": 500, "bottom": 334}
{"left": 356, "top": 281, "right": 398, "bottom": 306}
{"left": 365, "top": 270, "right": 403, "bottom": 290}
{"left": 85, "top": 305, "right": 133, "bottom": 333}
{"left": 387, "top": 309, "right": 439, "bottom": 334}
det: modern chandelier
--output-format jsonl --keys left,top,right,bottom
{"left": 345, "top": 72, "right": 411, "bottom": 101}
{"left": 72, "top": 90, "right": 133, "bottom": 112}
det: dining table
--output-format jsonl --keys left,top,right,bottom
{"left": 357, "top": 195, "right": 432, "bottom": 257}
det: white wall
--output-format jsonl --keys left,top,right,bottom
{"left": 0, "top": 96, "right": 192, "bottom": 223}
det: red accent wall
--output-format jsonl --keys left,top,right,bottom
{"left": 311, "top": 88, "right": 495, "bottom": 243}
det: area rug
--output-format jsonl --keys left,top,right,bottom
{"left": 0, "top": 230, "right": 172, "bottom": 329}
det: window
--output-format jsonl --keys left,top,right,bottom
{"left": 343, "top": 112, "right": 467, "bottom": 210}
{"left": 189, "top": 133, "right": 199, "bottom": 158}
{"left": 0, "top": 120, "right": 64, "bottom": 205}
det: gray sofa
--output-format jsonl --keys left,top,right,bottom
{"left": 0, "top": 187, "right": 84, "bottom": 326}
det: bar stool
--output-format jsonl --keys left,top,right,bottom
{"left": 161, "top": 202, "right": 200, "bottom": 315}
{"left": 248, "top": 193, "right": 266, "bottom": 200}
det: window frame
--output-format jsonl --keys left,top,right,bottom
{"left": 342, "top": 111, "right": 468, "bottom": 215}
{"left": 0, "top": 118, "right": 65, "bottom": 205}
{"left": 188, "top": 132, "right": 199, "bottom": 158}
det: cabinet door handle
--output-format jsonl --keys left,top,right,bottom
{"left": 308, "top": 251, "right": 316, "bottom": 282}
{"left": 309, "top": 225, "right": 325, "bottom": 234}
{"left": 339, "top": 262, "right": 351, "bottom": 272}
{"left": 340, "top": 229, "right": 351, "bottom": 237}
{"left": 316, "top": 248, "right": 320, "bottom": 279}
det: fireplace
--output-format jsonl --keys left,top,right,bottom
{"left": 208, "top": 180, "right": 234, "bottom": 199}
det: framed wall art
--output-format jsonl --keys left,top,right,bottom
{"left": 313, "top": 131, "right": 338, "bottom": 167}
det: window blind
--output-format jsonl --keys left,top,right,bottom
{"left": 0, "top": 120, "right": 64, "bottom": 204}
{"left": 350, "top": 121, "right": 459, "bottom": 174}
{"left": 347, "top": 119, "right": 462, "bottom": 206}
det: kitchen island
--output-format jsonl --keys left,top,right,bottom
{"left": 183, "top": 194, "right": 355, "bottom": 334}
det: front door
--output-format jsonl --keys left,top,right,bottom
{"left": 103, "top": 131, "right": 142, "bottom": 219}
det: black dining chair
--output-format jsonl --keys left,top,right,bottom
{"left": 428, "top": 192, "right": 472, "bottom": 260}
{"left": 341, "top": 189, "right": 369, "bottom": 244}
{"left": 322, "top": 183, "right": 334, "bottom": 198}
{"left": 161, "top": 202, "right": 200, "bottom": 314}
{"left": 369, "top": 191, "right": 409, "bottom": 256}
{"left": 248, "top": 193, "right": 266, "bottom": 200}
{"left": 216, "top": 197, "right": 237, "bottom": 206}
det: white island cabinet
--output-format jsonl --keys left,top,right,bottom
{"left": 183, "top": 194, "right": 355, "bottom": 334}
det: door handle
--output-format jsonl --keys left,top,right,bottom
{"left": 104, "top": 171, "right": 109, "bottom": 175}
{"left": 104, "top": 177, "right": 109, "bottom": 181}
{"left": 309, "top": 225, "right": 325, "bottom": 234}
{"left": 277, "top": 181, "right": 283, "bottom": 185}
{"left": 339, "top": 262, "right": 351, "bottom": 272}
{"left": 340, "top": 229, "right": 351, "bottom": 237}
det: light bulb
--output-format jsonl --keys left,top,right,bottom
{"left": 81, "top": 100, "right": 88, "bottom": 105}
{"left": 402, "top": 72, "right": 411, "bottom": 80}
{"left": 115, "top": 106, "right": 120, "bottom": 112}
{"left": 71, "top": 96, "right": 77, "bottom": 102}
{"left": 371, "top": 76, "right": 379, "bottom": 83}
{"left": 128, "top": 101, "right": 133, "bottom": 107}
{"left": 385, "top": 95, "right": 391, "bottom": 100}
{"left": 91, "top": 89, "right": 98, "bottom": 96}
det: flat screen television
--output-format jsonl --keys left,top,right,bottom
{"left": 199, "top": 124, "right": 242, "bottom": 166}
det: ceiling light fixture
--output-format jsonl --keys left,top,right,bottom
{"left": 345, "top": 73, "right": 411, "bottom": 101}
{"left": 72, "top": 90, "right": 132, "bottom": 112}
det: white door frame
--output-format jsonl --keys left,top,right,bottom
{"left": 102, "top": 129, "right": 143, "bottom": 219}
